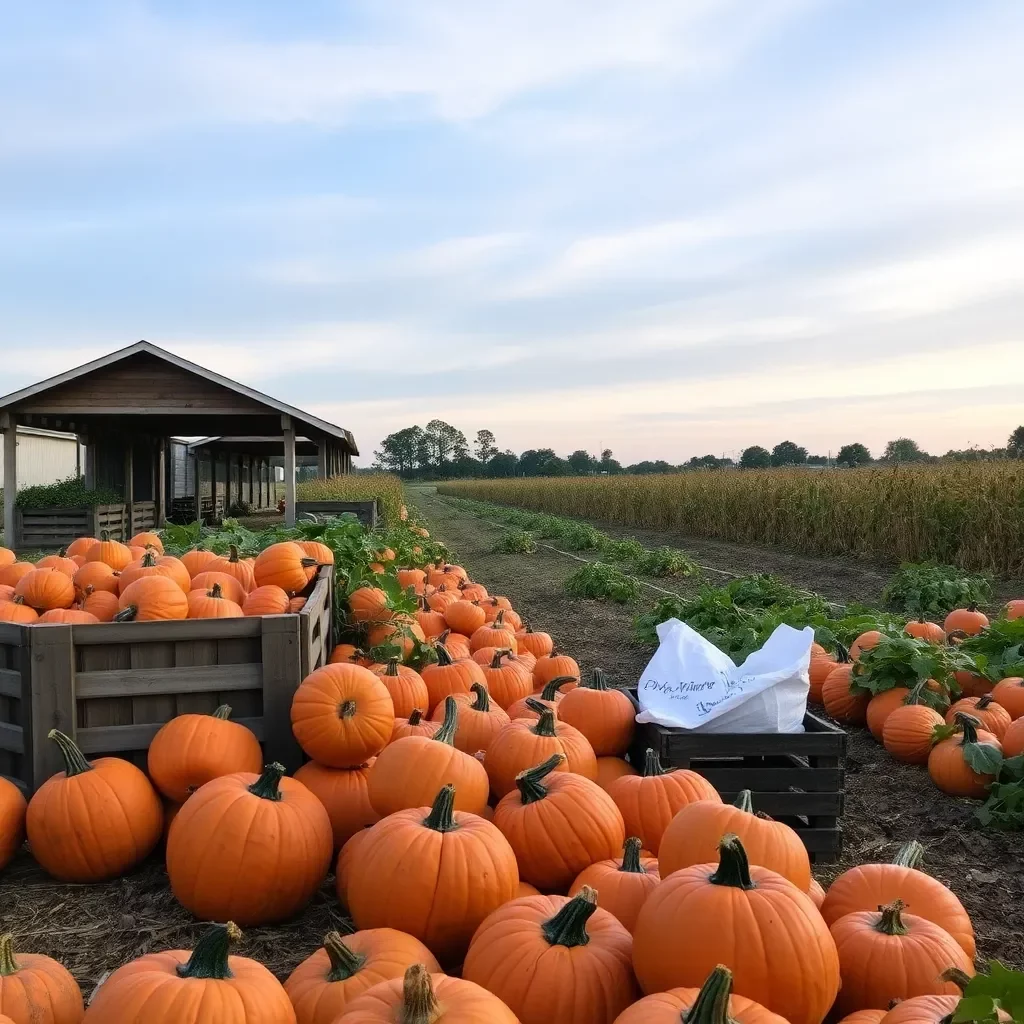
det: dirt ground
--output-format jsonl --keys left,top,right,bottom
{"left": 412, "top": 486, "right": 1023, "bottom": 967}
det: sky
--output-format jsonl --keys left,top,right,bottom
{"left": 1, "top": 1, "right": 1023, "bottom": 466}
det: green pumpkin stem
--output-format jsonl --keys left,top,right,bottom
{"left": 401, "top": 964, "right": 440, "bottom": 1024}
{"left": 683, "top": 965, "right": 735, "bottom": 1024}
{"left": 434, "top": 697, "right": 459, "bottom": 745}
{"left": 709, "top": 834, "right": 756, "bottom": 891}
{"left": 515, "top": 754, "right": 564, "bottom": 804}
{"left": 434, "top": 642, "right": 455, "bottom": 666}
{"left": 407, "top": 708, "right": 425, "bottom": 725}
{"left": 954, "top": 712, "right": 981, "bottom": 746}
{"left": 141, "top": 550, "right": 159, "bottom": 568}
{"left": 385, "top": 657, "right": 401, "bottom": 677}
{"left": 470, "top": 682, "right": 491, "bottom": 712}
{"left": 248, "top": 762, "right": 285, "bottom": 801}
{"left": 541, "top": 886, "right": 596, "bottom": 948}
{"left": 541, "top": 676, "right": 576, "bottom": 701}
{"left": 0, "top": 934, "right": 19, "bottom": 976}
{"left": 530, "top": 703, "right": 558, "bottom": 737}
{"left": 642, "top": 748, "right": 668, "bottom": 777}
{"left": 835, "top": 643, "right": 851, "bottom": 664}
{"left": 586, "top": 668, "right": 609, "bottom": 691}
{"left": 48, "top": 729, "right": 92, "bottom": 777}
{"left": 732, "top": 790, "right": 754, "bottom": 813}
{"left": 228, "top": 544, "right": 241, "bottom": 563}
{"left": 423, "top": 784, "right": 459, "bottom": 833}
{"left": 892, "top": 839, "right": 925, "bottom": 869}
{"left": 208, "top": 583, "right": 224, "bottom": 600}
{"left": 876, "top": 899, "right": 909, "bottom": 936}
{"left": 212, "top": 705, "right": 232, "bottom": 720}
{"left": 489, "top": 648, "right": 513, "bottom": 669}
{"left": 975, "top": 694, "right": 995, "bottom": 710}
{"left": 176, "top": 922, "right": 241, "bottom": 980}
{"left": 939, "top": 967, "right": 973, "bottom": 993}
{"left": 620, "top": 837, "right": 646, "bottom": 874}
{"left": 324, "top": 930, "right": 367, "bottom": 982}
{"left": 492, "top": 609, "right": 506, "bottom": 628}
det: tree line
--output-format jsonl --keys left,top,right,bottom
{"left": 371, "top": 422, "right": 1024, "bottom": 479}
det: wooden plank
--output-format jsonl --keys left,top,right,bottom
{"left": 129, "top": 640, "right": 177, "bottom": 727}
{"left": 692, "top": 767, "right": 842, "bottom": 792}
{"left": 75, "top": 662, "right": 262, "bottom": 698}
{"left": 0, "top": 624, "right": 27, "bottom": 646}
{"left": 0, "top": 722, "right": 24, "bottom": 753}
{"left": 789, "top": 828, "right": 844, "bottom": 853}
{"left": 3, "top": 422, "right": 17, "bottom": 549}
{"left": 283, "top": 418, "right": 296, "bottom": 527}
{"left": 26, "top": 624, "right": 77, "bottom": 787}
{"left": 77, "top": 717, "right": 264, "bottom": 753}
{"left": 646, "top": 726, "right": 846, "bottom": 759}
{"left": 261, "top": 615, "right": 303, "bottom": 771}
{"left": 717, "top": 791, "right": 844, "bottom": 816}
{"left": 72, "top": 618, "right": 262, "bottom": 644}
{"left": 0, "top": 669, "right": 21, "bottom": 699}
{"left": 173, "top": 637, "right": 223, "bottom": 715}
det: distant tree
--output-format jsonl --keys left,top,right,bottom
{"left": 770, "top": 441, "right": 808, "bottom": 467}
{"left": 739, "top": 445, "right": 772, "bottom": 469}
{"left": 568, "top": 449, "right": 597, "bottom": 475}
{"left": 539, "top": 455, "right": 571, "bottom": 476}
{"left": 837, "top": 443, "right": 871, "bottom": 468}
{"left": 474, "top": 429, "right": 498, "bottom": 463}
{"left": 882, "top": 437, "right": 929, "bottom": 464}
{"left": 519, "top": 449, "right": 559, "bottom": 477}
{"left": 599, "top": 449, "right": 623, "bottom": 475}
{"left": 806, "top": 454, "right": 829, "bottom": 466}
{"left": 373, "top": 425, "right": 425, "bottom": 477}
{"left": 686, "top": 454, "right": 723, "bottom": 469}
{"left": 1008, "top": 426, "right": 1024, "bottom": 459}
{"left": 488, "top": 451, "right": 519, "bottom": 477}
{"left": 423, "top": 419, "right": 469, "bottom": 475}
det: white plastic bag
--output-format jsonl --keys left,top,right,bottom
{"left": 635, "top": 620, "right": 812, "bottom": 733}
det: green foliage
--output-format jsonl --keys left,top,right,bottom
{"left": 14, "top": 475, "right": 122, "bottom": 509}
{"left": 952, "top": 959, "right": 1024, "bottom": 1022}
{"left": 565, "top": 562, "right": 640, "bottom": 603}
{"left": 633, "top": 546, "right": 702, "bottom": 578}
{"left": 852, "top": 634, "right": 976, "bottom": 696}
{"left": 958, "top": 618, "right": 1024, "bottom": 681}
{"left": 883, "top": 562, "right": 992, "bottom": 617}
{"left": 601, "top": 537, "right": 646, "bottom": 562}
{"left": 977, "top": 755, "right": 1024, "bottom": 831}
{"left": 296, "top": 472, "right": 405, "bottom": 523}
{"left": 494, "top": 529, "right": 537, "bottom": 554}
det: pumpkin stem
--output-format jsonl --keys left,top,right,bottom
{"left": 385, "top": 657, "right": 401, "bottom": 677}
{"left": 433, "top": 696, "right": 459, "bottom": 746}
{"left": 515, "top": 753, "right": 564, "bottom": 804}
{"left": 208, "top": 582, "right": 224, "bottom": 600}
{"left": 141, "top": 550, "right": 158, "bottom": 568}
{"left": 876, "top": 899, "right": 909, "bottom": 936}
{"left": 470, "top": 682, "right": 491, "bottom": 712}
{"left": 541, "top": 886, "right": 596, "bottom": 948}
{"left": 400, "top": 964, "right": 440, "bottom": 1024}
{"left": 408, "top": 708, "right": 425, "bottom": 725}
{"left": 732, "top": 790, "right": 754, "bottom": 813}
{"left": 176, "top": 921, "right": 241, "bottom": 980}
{"left": 423, "top": 784, "right": 459, "bottom": 833}
{"left": 0, "top": 934, "right": 19, "bottom": 976}
{"left": 228, "top": 544, "right": 241, "bottom": 563}
{"left": 212, "top": 705, "right": 232, "bottom": 720}
{"left": 642, "top": 748, "right": 668, "bottom": 777}
{"left": 530, "top": 703, "right": 558, "bottom": 737}
{"left": 493, "top": 609, "right": 506, "bottom": 627}
{"left": 434, "top": 643, "right": 455, "bottom": 667}
{"left": 489, "top": 648, "right": 513, "bottom": 669}
{"left": 339, "top": 700, "right": 358, "bottom": 719}
{"left": 248, "top": 762, "right": 285, "bottom": 801}
{"left": 541, "top": 676, "right": 576, "bottom": 701}
{"left": 620, "top": 837, "right": 646, "bottom": 874}
{"left": 113, "top": 605, "right": 139, "bottom": 622}
{"left": 939, "top": 967, "right": 972, "bottom": 993}
{"left": 975, "top": 694, "right": 994, "bottom": 710}
{"left": 954, "top": 712, "right": 981, "bottom": 746}
{"left": 324, "top": 930, "right": 367, "bottom": 982}
{"left": 48, "top": 729, "right": 92, "bottom": 777}
{"left": 709, "top": 834, "right": 756, "bottom": 891}
{"left": 683, "top": 965, "right": 735, "bottom": 1024}
{"left": 586, "top": 668, "right": 609, "bottom": 691}
{"left": 891, "top": 840, "right": 925, "bottom": 869}
{"left": 835, "top": 643, "right": 851, "bottom": 664}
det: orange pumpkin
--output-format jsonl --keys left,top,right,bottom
{"left": 397, "top": 568, "right": 426, "bottom": 594}
{"left": 808, "top": 877, "right": 826, "bottom": 909}
{"left": 822, "top": 656, "right": 869, "bottom": 725}
{"left": 390, "top": 709, "right": 438, "bottom": 742}
{"left": 118, "top": 550, "right": 190, "bottom": 593}
{"left": 297, "top": 540, "right": 334, "bottom": 566}
{"left": 463, "top": 887, "right": 637, "bottom": 1024}
{"left": 477, "top": 648, "right": 532, "bottom": 710}
{"left": 188, "top": 570, "right": 246, "bottom": 606}
{"left": 943, "top": 604, "right": 989, "bottom": 636}
{"left": 904, "top": 620, "right": 946, "bottom": 643}
{"left": 434, "top": 628, "right": 471, "bottom": 659}
{"left": 866, "top": 687, "right": 912, "bottom": 740}
{"left": 330, "top": 643, "right": 371, "bottom": 667}
{"left": 116, "top": 575, "right": 188, "bottom": 621}
{"left": 288, "top": 596, "right": 307, "bottom": 612}
{"left": 147, "top": 704, "right": 263, "bottom": 803}
{"left": 991, "top": 676, "right": 1024, "bottom": 719}
{"left": 426, "top": 586, "right": 460, "bottom": 613}
{"left": 180, "top": 547, "right": 219, "bottom": 578}
{"left": 0, "top": 932, "right": 84, "bottom": 1023}
{"left": 253, "top": 541, "right": 318, "bottom": 593}
{"left": 0, "top": 563, "right": 35, "bottom": 589}
{"left": 167, "top": 763, "right": 332, "bottom": 925}
{"left": 72, "top": 560, "right": 119, "bottom": 599}
{"left": 556, "top": 669, "right": 636, "bottom": 756}
{"left": 14, "top": 568, "right": 75, "bottom": 612}
{"left": 850, "top": 630, "right": 884, "bottom": 660}
{"left": 606, "top": 748, "right": 720, "bottom": 855}
{"left": 81, "top": 587, "right": 119, "bottom": 622}
{"left": 444, "top": 600, "right": 487, "bottom": 637}
{"left": 882, "top": 702, "right": 945, "bottom": 764}
{"left": 347, "top": 785, "right": 519, "bottom": 967}
{"left": 469, "top": 610, "right": 518, "bottom": 654}
{"left": 34, "top": 552, "right": 79, "bottom": 578}
{"left": 291, "top": 663, "right": 395, "bottom": 768}
{"left": 66, "top": 536, "right": 98, "bottom": 559}
{"left": 945, "top": 693, "right": 1011, "bottom": 739}
{"left": 372, "top": 657, "right": 429, "bottom": 719}
{"left": 0, "top": 597, "right": 38, "bottom": 624}
{"left": 0, "top": 584, "right": 13, "bottom": 604}
{"left": 532, "top": 649, "right": 581, "bottom": 692}
{"left": 26, "top": 729, "right": 162, "bottom": 882}
{"left": 515, "top": 623, "right": 554, "bottom": 659}
{"left": 0, "top": 777, "right": 27, "bottom": 871}
{"left": 186, "top": 582, "right": 244, "bottom": 619}
{"left": 242, "top": 584, "right": 290, "bottom": 616}
{"left": 1006, "top": 599, "right": 1024, "bottom": 620}
{"left": 595, "top": 755, "right": 638, "bottom": 791}
{"left": 1003, "top": 715, "right": 1024, "bottom": 757}
{"left": 335, "top": 828, "right": 373, "bottom": 910}
{"left": 809, "top": 653, "right": 837, "bottom": 704}
{"left": 928, "top": 712, "right": 1001, "bottom": 798}
{"left": 37, "top": 608, "right": 99, "bottom": 624}
{"left": 414, "top": 596, "right": 447, "bottom": 640}
{"left": 569, "top": 837, "right": 659, "bottom": 934}
{"left": 83, "top": 536, "right": 134, "bottom": 571}
{"left": 365, "top": 616, "right": 425, "bottom": 661}
{"left": 878, "top": 994, "right": 968, "bottom": 1024}
{"left": 430, "top": 683, "right": 510, "bottom": 754}
{"left": 420, "top": 644, "right": 487, "bottom": 714}
{"left": 206, "top": 545, "right": 255, "bottom": 593}
{"left": 293, "top": 760, "right": 380, "bottom": 851}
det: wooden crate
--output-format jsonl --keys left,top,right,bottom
{"left": 628, "top": 709, "right": 846, "bottom": 862}
{"left": 295, "top": 500, "right": 379, "bottom": 528}
{"left": 299, "top": 565, "right": 333, "bottom": 678}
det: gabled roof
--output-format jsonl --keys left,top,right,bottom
{"left": 0, "top": 340, "right": 358, "bottom": 454}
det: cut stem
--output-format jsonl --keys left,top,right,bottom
{"left": 324, "top": 931, "right": 367, "bottom": 982}
{"left": 586, "top": 668, "right": 609, "bottom": 691}
{"left": 423, "top": 784, "right": 459, "bottom": 832}
{"left": 401, "top": 964, "right": 440, "bottom": 1024}
{"left": 433, "top": 696, "right": 459, "bottom": 746}
{"left": 470, "top": 682, "right": 491, "bottom": 712}
{"left": 176, "top": 922, "right": 241, "bottom": 980}
{"left": 709, "top": 834, "right": 756, "bottom": 891}
{"left": 620, "top": 837, "right": 646, "bottom": 874}
{"left": 683, "top": 965, "right": 734, "bottom": 1024}
{"left": 48, "top": 729, "right": 92, "bottom": 777}
{"left": 875, "top": 899, "right": 909, "bottom": 936}
{"left": 732, "top": 790, "right": 754, "bottom": 813}
{"left": 642, "top": 748, "right": 668, "bottom": 777}
{"left": 892, "top": 839, "right": 925, "bottom": 869}
{"left": 212, "top": 705, "right": 232, "bottom": 720}
{"left": 248, "top": 763, "right": 285, "bottom": 801}
{"left": 541, "top": 676, "right": 576, "bottom": 701}
{"left": 0, "top": 934, "right": 19, "bottom": 976}
{"left": 541, "top": 887, "right": 596, "bottom": 948}
{"left": 515, "top": 754, "right": 564, "bottom": 804}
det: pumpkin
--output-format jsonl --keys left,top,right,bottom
{"left": 147, "top": 705, "right": 262, "bottom": 803}
{"left": 335, "top": 827, "right": 374, "bottom": 910}
{"left": 463, "top": 886, "right": 637, "bottom": 1024}
{"left": 190, "top": 571, "right": 247, "bottom": 606}
{"left": 0, "top": 598, "right": 38, "bottom": 624}
{"left": 365, "top": 616, "right": 425, "bottom": 661}
{"left": 0, "top": 563, "right": 34, "bottom": 589}
{"left": 829, "top": 900, "right": 973, "bottom": 1015}
{"left": 243, "top": 584, "right": 291, "bottom": 616}
{"left": 289, "top": 597, "right": 307, "bottom": 612}
{"left": 430, "top": 682, "right": 510, "bottom": 754}
{"left": 556, "top": 668, "right": 635, "bottom": 756}
{"left": 1003, "top": 715, "right": 1024, "bottom": 757}
{"left": 435, "top": 628, "right": 471, "bottom": 659}
{"left": 611, "top": 964, "right": 790, "bottom": 1024}
{"left": 945, "top": 693, "right": 1011, "bottom": 739}
{"left": 0, "top": 932, "right": 84, "bottom": 1023}
{"left": 595, "top": 756, "right": 638, "bottom": 791}
{"left": 458, "top": 581, "right": 489, "bottom": 602}
{"left": 368, "top": 698, "right": 490, "bottom": 817}
{"left": 26, "top": 729, "right": 162, "bottom": 882}
{"left": 866, "top": 687, "right": 912, "bottom": 740}
{"left": 372, "top": 658, "right": 429, "bottom": 719}
{"left": 505, "top": 675, "right": 574, "bottom": 721}
{"left": 0, "top": 585, "right": 13, "bottom": 603}
{"left": 808, "top": 877, "right": 826, "bottom": 908}
{"left": 253, "top": 541, "right": 318, "bottom": 593}
{"left": 298, "top": 540, "right": 334, "bottom": 565}
{"left": 420, "top": 645, "right": 487, "bottom": 714}
{"left": 943, "top": 604, "right": 989, "bottom": 636}
{"left": 819, "top": 839, "right": 975, "bottom": 957}
{"left": 492, "top": 753, "right": 625, "bottom": 892}
{"left": 991, "top": 676, "right": 1024, "bottom": 719}
{"left": 607, "top": 748, "right": 720, "bottom": 856}
{"left": 822, "top": 652, "right": 869, "bottom": 725}
{"left": 291, "top": 664, "right": 395, "bottom": 768}
{"left": 82, "top": 921, "right": 295, "bottom": 1023}
{"left": 850, "top": 630, "right": 884, "bottom": 660}
{"left": 167, "top": 763, "right": 332, "bottom": 925}
{"left": 294, "top": 760, "right": 379, "bottom": 850}
{"left": 532, "top": 649, "right": 581, "bottom": 692}
{"left": 1006, "top": 599, "right": 1024, "bottom": 620}
{"left": 904, "top": 620, "right": 946, "bottom": 643}
{"left": 569, "top": 837, "right": 659, "bottom": 934}
{"left": 953, "top": 670, "right": 992, "bottom": 698}
{"left": 35, "top": 552, "right": 79, "bottom": 578}
{"left": 390, "top": 709, "right": 438, "bottom": 742}
{"left": 877, "top": 983, "right": 973, "bottom": 1024}
{"left": 485, "top": 700, "right": 598, "bottom": 799}
{"left": 116, "top": 575, "right": 188, "bottom": 621}
{"left": 0, "top": 547, "right": 13, "bottom": 569}
{"left": 444, "top": 600, "right": 487, "bottom": 637}
{"left": 285, "top": 929, "right": 441, "bottom": 1024}
{"left": 476, "top": 648, "right": 532, "bottom": 710}
{"left": 14, "top": 568, "right": 75, "bottom": 612}
{"left": 206, "top": 544, "right": 256, "bottom": 593}
{"left": 118, "top": 550, "right": 191, "bottom": 593}
{"left": 479, "top": 595, "right": 513, "bottom": 619}
{"left": 337, "top": 963, "right": 519, "bottom": 1024}
{"left": 659, "top": 788, "right": 810, "bottom": 891}
{"left": 809, "top": 653, "right": 837, "bottom": 704}
{"left": 37, "top": 608, "right": 100, "bottom": 624}
{"left": 0, "top": 778, "right": 26, "bottom": 871}
{"left": 64, "top": 536, "right": 97, "bottom": 559}
{"left": 413, "top": 597, "right": 446, "bottom": 641}
{"left": 186, "top": 582, "right": 244, "bottom": 619}
{"left": 83, "top": 537, "right": 133, "bottom": 572}
{"left": 72, "top": 560, "right": 118, "bottom": 599}
{"left": 330, "top": 644, "right": 371, "bottom": 667}
{"left": 882, "top": 701, "right": 945, "bottom": 764}
{"left": 515, "top": 623, "right": 554, "bottom": 659}
{"left": 178, "top": 547, "right": 217, "bottom": 579}
{"left": 928, "top": 712, "right": 1001, "bottom": 798}
{"left": 81, "top": 587, "right": 119, "bottom": 622}
{"left": 347, "top": 785, "right": 519, "bottom": 966}
{"left": 632, "top": 835, "right": 841, "bottom": 1024}
{"left": 426, "top": 586, "right": 460, "bottom": 613}
{"left": 469, "top": 611, "right": 518, "bottom": 654}
{"left": 397, "top": 568, "right": 426, "bottom": 593}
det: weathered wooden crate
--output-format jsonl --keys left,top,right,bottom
{"left": 628, "top": 709, "right": 846, "bottom": 862}
{"left": 295, "top": 500, "right": 379, "bottom": 528}
{"left": 299, "top": 565, "right": 333, "bottom": 678}
{"left": 0, "top": 567, "right": 333, "bottom": 794}
{"left": 16, "top": 502, "right": 156, "bottom": 549}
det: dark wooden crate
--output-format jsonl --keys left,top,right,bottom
{"left": 628, "top": 708, "right": 847, "bottom": 862}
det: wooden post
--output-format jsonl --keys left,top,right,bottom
{"left": 25, "top": 624, "right": 77, "bottom": 789}
{"left": 157, "top": 438, "right": 167, "bottom": 526}
{"left": 124, "top": 442, "right": 134, "bottom": 539}
{"left": 283, "top": 416, "right": 296, "bottom": 526}
{"left": 317, "top": 441, "right": 327, "bottom": 479}
{"left": 2, "top": 416, "right": 17, "bottom": 550}
{"left": 261, "top": 615, "right": 303, "bottom": 771}
{"left": 193, "top": 452, "right": 202, "bottom": 523}
{"left": 83, "top": 440, "right": 96, "bottom": 489}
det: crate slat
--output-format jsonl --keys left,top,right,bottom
{"left": 77, "top": 717, "right": 265, "bottom": 754}
{"left": 75, "top": 662, "right": 264, "bottom": 700}
{"left": 0, "top": 722, "right": 24, "bottom": 753}
{"left": 0, "top": 669, "right": 21, "bottom": 699}
{"left": 71, "top": 619, "right": 263, "bottom": 644}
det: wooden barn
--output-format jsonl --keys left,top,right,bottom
{"left": 0, "top": 341, "right": 357, "bottom": 549}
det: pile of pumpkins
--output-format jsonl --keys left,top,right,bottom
{"left": 0, "top": 546, "right": 986, "bottom": 1024}
{"left": 0, "top": 534, "right": 327, "bottom": 624}
{"left": 811, "top": 603, "right": 1024, "bottom": 799}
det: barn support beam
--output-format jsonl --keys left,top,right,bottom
{"left": 2, "top": 416, "right": 17, "bottom": 549}
{"left": 193, "top": 453, "right": 202, "bottom": 524}
{"left": 125, "top": 443, "right": 134, "bottom": 539}
{"left": 283, "top": 417, "right": 296, "bottom": 526}
{"left": 317, "top": 441, "right": 327, "bottom": 479}
{"left": 157, "top": 438, "right": 167, "bottom": 526}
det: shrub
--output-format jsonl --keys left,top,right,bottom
{"left": 882, "top": 562, "right": 992, "bottom": 617}
{"left": 565, "top": 562, "right": 640, "bottom": 603}
{"left": 494, "top": 529, "right": 537, "bottom": 554}
{"left": 14, "top": 475, "right": 122, "bottom": 510}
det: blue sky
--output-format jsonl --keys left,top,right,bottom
{"left": 1, "top": 0, "right": 1022, "bottom": 464}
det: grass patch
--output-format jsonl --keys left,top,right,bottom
{"left": 565, "top": 562, "right": 640, "bottom": 603}
{"left": 494, "top": 529, "right": 538, "bottom": 554}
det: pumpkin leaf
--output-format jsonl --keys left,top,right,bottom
{"left": 976, "top": 756, "right": 1024, "bottom": 831}
{"left": 956, "top": 961, "right": 1024, "bottom": 1022}
{"left": 952, "top": 995, "right": 999, "bottom": 1023}
{"left": 883, "top": 562, "right": 991, "bottom": 617}
{"left": 853, "top": 635, "right": 974, "bottom": 695}
{"left": 958, "top": 618, "right": 1024, "bottom": 681}
{"left": 962, "top": 742, "right": 1004, "bottom": 778}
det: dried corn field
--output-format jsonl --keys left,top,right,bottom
{"left": 440, "top": 463, "right": 1024, "bottom": 575}
{"left": 296, "top": 472, "right": 405, "bottom": 523}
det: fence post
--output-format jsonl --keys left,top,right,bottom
{"left": 25, "top": 624, "right": 76, "bottom": 791}
{"left": 261, "top": 614, "right": 304, "bottom": 772}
